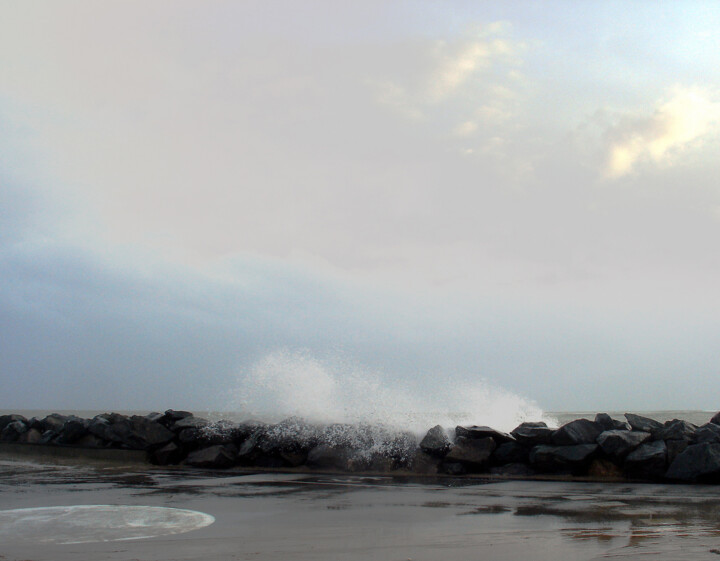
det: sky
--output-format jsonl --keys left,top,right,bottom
{"left": 2, "top": 1, "right": 720, "bottom": 420}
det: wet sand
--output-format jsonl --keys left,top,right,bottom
{"left": 2, "top": 457, "right": 720, "bottom": 560}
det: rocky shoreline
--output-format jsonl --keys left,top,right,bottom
{"left": 3, "top": 410, "right": 720, "bottom": 483}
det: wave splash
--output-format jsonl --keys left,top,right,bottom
{"left": 224, "top": 349, "right": 553, "bottom": 433}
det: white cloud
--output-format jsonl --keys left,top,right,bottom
{"left": 605, "top": 86, "right": 720, "bottom": 178}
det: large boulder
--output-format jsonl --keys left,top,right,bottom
{"left": 529, "top": 444, "right": 598, "bottom": 474}
{"left": 510, "top": 423, "right": 554, "bottom": 446}
{"left": 171, "top": 416, "right": 210, "bottom": 432}
{"left": 410, "top": 450, "right": 441, "bottom": 474}
{"left": 594, "top": 413, "right": 630, "bottom": 431}
{"left": 419, "top": 425, "right": 451, "bottom": 457}
{"left": 306, "top": 445, "right": 350, "bottom": 471}
{"left": 185, "top": 444, "right": 238, "bottom": 469}
{"left": 710, "top": 412, "right": 720, "bottom": 425}
{"left": 665, "top": 442, "right": 720, "bottom": 482}
{"left": 654, "top": 419, "right": 696, "bottom": 442}
{"left": 36, "top": 414, "right": 68, "bottom": 433}
{"left": 455, "top": 425, "right": 514, "bottom": 444}
{"left": 490, "top": 442, "right": 530, "bottom": 466}
{"left": 1, "top": 420, "right": 28, "bottom": 441}
{"left": 666, "top": 439, "right": 689, "bottom": 465}
{"left": 150, "top": 442, "right": 185, "bottom": 465}
{"left": 596, "top": 430, "right": 651, "bottom": 460}
{"left": 624, "top": 413, "right": 663, "bottom": 434}
{"left": 623, "top": 441, "right": 667, "bottom": 481}
{"left": 57, "top": 416, "right": 89, "bottom": 444}
{"left": 0, "top": 415, "right": 26, "bottom": 433}
{"left": 551, "top": 419, "right": 604, "bottom": 446}
{"left": 444, "top": 437, "right": 496, "bottom": 470}
{"left": 693, "top": 423, "right": 720, "bottom": 444}
{"left": 88, "top": 414, "right": 173, "bottom": 450}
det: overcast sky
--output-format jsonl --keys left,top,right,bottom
{"left": 2, "top": 1, "right": 720, "bottom": 421}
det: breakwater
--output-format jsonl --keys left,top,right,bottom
{"left": 2, "top": 410, "right": 720, "bottom": 482}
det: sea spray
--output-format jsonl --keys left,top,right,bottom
{"left": 219, "top": 349, "right": 555, "bottom": 433}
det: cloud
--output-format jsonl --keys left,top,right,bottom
{"left": 605, "top": 86, "right": 720, "bottom": 178}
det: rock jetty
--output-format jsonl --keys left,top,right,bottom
{"left": 3, "top": 411, "right": 720, "bottom": 483}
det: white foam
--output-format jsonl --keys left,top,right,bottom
{"left": 222, "top": 349, "right": 554, "bottom": 433}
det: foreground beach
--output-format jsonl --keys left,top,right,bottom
{"left": 3, "top": 454, "right": 720, "bottom": 561}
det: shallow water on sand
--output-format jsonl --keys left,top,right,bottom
{"left": 2, "top": 458, "right": 720, "bottom": 560}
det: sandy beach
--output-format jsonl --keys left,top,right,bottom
{"left": 2, "top": 455, "right": 720, "bottom": 561}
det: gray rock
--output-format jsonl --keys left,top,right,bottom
{"left": 171, "top": 416, "right": 210, "bottom": 432}
{"left": 510, "top": 423, "right": 554, "bottom": 446}
{"left": 306, "top": 445, "right": 350, "bottom": 470}
{"left": 185, "top": 444, "right": 238, "bottom": 469}
{"left": 1, "top": 420, "right": 28, "bottom": 441}
{"left": 655, "top": 419, "right": 696, "bottom": 442}
{"left": 444, "top": 436, "right": 496, "bottom": 470}
{"left": 624, "top": 413, "right": 663, "bottom": 434}
{"left": 529, "top": 444, "right": 598, "bottom": 473}
{"left": 693, "top": 423, "right": 720, "bottom": 444}
{"left": 58, "top": 417, "right": 89, "bottom": 444}
{"left": 710, "top": 412, "right": 720, "bottom": 425}
{"left": 37, "top": 414, "right": 68, "bottom": 433}
{"left": 150, "top": 442, "right": 183, "bottom": 465}
{"left": 410, "top": 450, "right": 441, "bottom": 474}
{"left": 665, "top": 442, "right": 720, "bottom": 482}
{"left": 491, "top": 442, "right": 530, "bottom": 466}
{"left": 623, "top": 440, "right": 668, "bottom": 479}
{"left": 595, "top": 413, "right": 630, "bottom": 431}
{"left": 596, "top": 430, "right": 651, "bottom": 460}
{"left": 666, "top": 439, "right": 690, "bottom": 465}
{"left": 19, "top": 428, "right": 43, "bottom": 444}
{"left": 455, "top": 425, "right": 514, "bottom": 443}
{"left": 551, "top": 419, "right": 604, "bottom": 446}
{"left": 419, "top": 425, "right": 451, "bottom": 457}
{"left": 0, "top": 415, "right": 26, "bottom": 433}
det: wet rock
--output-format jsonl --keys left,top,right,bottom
{"left": 39, "top": 430, "right": 58, "bottom": 445}
{"left": 88, "top": 415, "right": 173, "bottom": 450}
{"left": 18, "top": 428, "right": 43, "bottom": 444}
{"left": 0, "top": 415, "right": 27, "bottom": 433}
{"left": 171, "top": 416, "right": 210, "bottom": 432}
{"left": 149, "top": 442, "right": 184, "bottom": 465}
{"left": 529, "top": 444, "right": 598, "bottom": 474}
{"left": 185, "top": 444, "right": 238, "bottom": 469}
{"left": 1, "top": 420, "right": 28, "bottom": 441}
{"left": 490, "top": 442, "right": 530, "bottom": 466}
{"left": 444, "top": 436, "right": 496, "bottom": 470}
{"left": 694, "top": 423, "right": 720, "bottom": 444}
{"left": 57, "top": 417, "right": 89, "bottom": 444}
{"left": 665, "top": 442, "right": 720, "bottom": 482}
{"left": 666, "top": 439, "right": 690, "bottom": 465}
{"left": 623, "top": 440, "right": 667, "bottom": 480}
{"left": 551, "top": 419, "right": 604, "bottom": 446}
{"left": 655, "top": 419, "right": 696, "bottom": 442}
{"left": 306, "top": 445, "right": 350, "bottom": 471}
{"left": 145, "top": 412, "right": 164, "bottom": 423}
{"left": 455, "top": 425, "right": 514, "bottom": 443}
{"left": 36, "top": 414, "right": 68, "bottom": 433}
{"left": 441, "top": 462, "right": 466, "bottom": 475}
{"left": 596, "top": 430, "right": 651, "bottom": 460}
{"left": 74, "top": 434, "right": 106, "bottom": 448}
{"left": 624, "top": 413, "right": 663, "bottom": 434}
{"left": 158, "top": 409, "right": 193, "bottom": 428}
{"left": 510, "top": 423, "right": 554, "bottom": 446}
{"left": 419, "top": 425, "right": 451, "bottom": 457}
{"left": 489, "top": 463, "right": 536, "bottom": 477}
{"left": 410, "top": 450, "right": 441, "bottom": 474}
{"left": 594, "top": 413, "right": 630, "bottom": 431}
{"left": 710, "top": 411, "right": 720, "bottom": 425}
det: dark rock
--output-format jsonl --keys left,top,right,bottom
{"left": 596, "top": 430, "right": 651, "bottom": 460}
{"left": 694, "top": 423, "right": 720, "bottom": 444}
{"left": 491, "top": 442, "right": 530, "bottom": 466}
{"left": 58, "top": 417, "right": 89, "bottom": 444}
{"left": 185, "top": 444, "right": 238, "bottom": 469}
{"left": 529, "top": 444, "right": 598, "bottom": 474}
{"left": 150, "top": 442, "right": 184, "bottom": 465}
{"left": 419, "top": 425, "right": 451, "bottom": 457}
{"left": 594, "top": 413, "right": 630, "bottom": 431}
{"left": 1, "top": 420, "right": 28, "bottom": 441}
{"left": 74, "top": 434, "right": 106, "bottom": 448}
{"left": 145, "top": 412, "right": 164, "bottom": 423}
{"left": 624, "top": 413, "right": 663, "bottom": 434}
{"left": 39, "top": 430, "right": 58, "bottom": 445}
{"left": 710, "top": 412, "right": 720, "bottom": 425}
{"left": 551, "top": 419, "right": 604, "bottom": 446}
{"left": 489, "top": 463, "right": 536, "bottom": 477}
{"left": 0, "top": 415, "right": 27, "bottom": 433}
{"left": 306, "top": 445, "right": 350, "bottom": 471}
{"left": 510, "top": 423, "right": 554, "bottom": 446}
{"left": 88, "top": 415, "right": 173, "bottom": 450}
{"left": 666, "top": 439, "right": 690, "bottom": 465}
{"left": 455, "top": 425, "right": 514, "bottom": 443}
{"left": 441, "top": 462, "right": 466, "bottom": 475}
{"left": 623, "top": 440, "right": 667, "bottom": 480}
{"left": 171, "top": 416, "right": 210, "bottom": 432}
{"left": 410, "top": 450, "right": 441, "bottom": 474}
{"left": 37, "top": 414, "right": 68, "bottom": 433}
{"left": 19, "top": 428, "right": 43, "bottom": 444}
{"left": 159, "top": 409, "right": 194, "bottom": 427}
{"left": 665, "top": 442, "right": 720, "bottom": 482}
{"left": 444, "top": 436, "right": 496, "bottom": 470}
{"left": 655, "top": 419, "right": 696, "bottom": 442}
